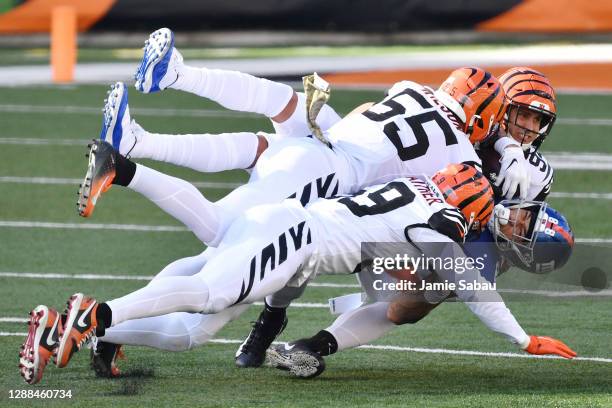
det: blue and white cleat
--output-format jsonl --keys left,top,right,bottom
{"left": 100, "top": 82, "right": 136, "bottom": 156}
{"left": 134, "top": 27, "right": 183, "bottom": 93}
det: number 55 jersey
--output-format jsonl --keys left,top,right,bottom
{"left": 327, "top": 81, "right": 481, "bottom": 193}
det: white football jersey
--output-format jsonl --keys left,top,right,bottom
{"left": 326, "top": 81, "right": 481, "bottom": 191}
{"left": 305, "top": 175, "right": 467, "bottom": 277}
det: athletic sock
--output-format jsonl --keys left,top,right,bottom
{"left": 171, "top": 65, "right": 294, "bottom": 118}
{"left": 325, "top": 302, "right": 395, "bottom": 352}
{"left": 300, "top": 330, "right": 338, "bottom": 356}
{"left": 95, "top": 302, "right": 112, "bottom": 336}
{"left": 261, "top": 302, "right": 287, "bottom": 331}
{"left": 129, "top": 122, "right": 259, "bottom": 172}
{"left": 111, "top": 152, "right": 136, "bottom": 187}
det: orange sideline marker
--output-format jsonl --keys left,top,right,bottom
{"left": 51, "top": 6, "right": 77, "bottom": 83}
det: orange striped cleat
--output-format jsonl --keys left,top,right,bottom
{"left": 56, "top": 293, "right": 99, "bottom": 368}
{"left": 77, "top": 140, "right": 116, "bottom": 217}
{"left": 432, "top": 163, "right": 494, "bottom": 232}
{"left": 19, "top": 305, "right": 62, "bottom": 384}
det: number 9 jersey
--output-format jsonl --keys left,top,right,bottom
{"left": 304, "top": 174, "right": 468, "bottom": 280}
{"left": 326, "top": 81, "right": 481, "bottom": 191}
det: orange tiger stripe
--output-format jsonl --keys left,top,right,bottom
{"left": 432, "top": 163, "right": 494, "bottom": 231}
{"left": 439, "top": 67, "right": 507, "bottom": 144}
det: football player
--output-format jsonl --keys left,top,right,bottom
{"left": 480, "top": 67, "right": 557, "bottom": 201}
{"left": 19, "top": 164, "right": 572, "bottom": 385}
{"left": 267, "top": 200, "right": 576, "bottom": 378}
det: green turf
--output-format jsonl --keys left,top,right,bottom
{"left": 0, "top": 85, "right": 610, "bottom": 407}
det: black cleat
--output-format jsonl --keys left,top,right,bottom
{"left": 266, "top": 341, "right": 325, "bottom": 379}
{"left": 90, "top": 339, "right": 124, "bottom": 378}
{"left": 77, "top": 140, "right": 116, "bottom": 217}
{"left": 235, "top": 311, "right": 287, "bottom": 368}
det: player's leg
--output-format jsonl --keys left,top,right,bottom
{"left": 99, "top": 306, "right": 249, "bottom": 352}
{"left": 267, "top": 301, "right": 395, "bottom": 378}
{"left": 134, "top": 28, "right": 295, "bottom": 121}
{"left": 100, "top": 82, "right": 263, "bottom": 172}
{"left": 57, "top": 202, "right": 316, "bottom": 368}
{"left": 79, "top": 136, "right": 344, "bottom": 245}
{"left": 91, "top": 246, "right": 251, "bottom": 377}
{"left": 78, "top": 141, "right": 222, "bottom": 243}
{"left": 105, "top": 202, "right": 313, "bottom": 321}
{"left": 234, "top": 282, "right": 307, "bottom": 367}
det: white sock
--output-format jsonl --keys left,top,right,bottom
{"left": 171, "top": 65, "right": 294, "bottom": 118}
{"left": 127, "top": 164, "right": 220, "bottom": 244}
{"left": 106, "top": 275, "right": 210, "bottom": 326}
{"left": 130, "top": 122, "right": 259, "bottom": 171}
{"left": 100, "top": 305, "right": 249, "bottom": 351}
{"left": 326, "top": 302, "right": 395, "bottom": 352}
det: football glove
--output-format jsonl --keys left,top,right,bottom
{"left": 524, "top": 335, "right": 577, "bottom": 359}
{"left": 495, "top": 145, "right": 531, "bottom": 199}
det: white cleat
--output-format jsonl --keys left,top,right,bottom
{"left": 134, "top": 27, "right": 183, "bottom": 93}
{"left": 100, "top": 82, "right": 137, "bottom": 156}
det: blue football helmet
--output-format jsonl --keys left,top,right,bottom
{"left": 489, "top": 200, "right": 574, "bottom": 274}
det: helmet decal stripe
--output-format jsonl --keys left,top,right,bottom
{"left": 552, "top": 223, "right": 575, "bottom": 246}
{"left": 456, "top": 184, "right": 491, "bottom": 210}
{"left": 466, "top": 71, "right": 492, "bottom": 97}
{"left": 511, "top": 89, "right": 555, "bottom": 102}
{"left": 506, "top": 78, "right": 553, "bottom": 93}
{"left": 501, "top": 69, "right": 546, "bottom": 84}
{"left": 474, "top": 84, "right": 501, "bottom": 116}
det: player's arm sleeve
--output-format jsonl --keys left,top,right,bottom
{"left": 462, "top": 301, "right": 530, "bottom": 348}
{"left": 407, "top": 228, "right": 530, "bottom": 347}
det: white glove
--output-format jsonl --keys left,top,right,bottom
{"left": 495, "top": 145, "right": 531, "bottom": 199}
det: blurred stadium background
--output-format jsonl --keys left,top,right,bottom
{"left": 0, "top": 1, "right": 611, "bottom": 406}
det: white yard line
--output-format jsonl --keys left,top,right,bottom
{"left": 0, "top": 176, "right": 611, "bottom": 199}
{"left": 0, "top": 221, "right": 610, "bottom": 244}
{"left": 0, "top": 137, "right": 84, "bottom": 146}
{"left": 0, "top": 330, "right": 609, "bottom": 363}
{"left": 0, "top": 221, "right": 188, "bottom": 232}
{"left": 0, "top": 176, "right": 243, "bottom": 189}
{"left": 1, "top": 103, "right": 612, "bottom": 125}
{"left": 548, "top": 192, "right": 612, "bottom": 200}
{"left": 0, "top": 104, "right": 258, "bottom": 119}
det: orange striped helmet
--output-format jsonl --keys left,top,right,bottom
{"left": 437, "top": 67, "right": 506, "bottom": 145}
{"left": 432, "top": 163, "right": 494, "bottom": 232}
{"left": 499, "top": 67, "right": 556, "bottom": 149}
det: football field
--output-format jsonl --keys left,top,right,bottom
{"left": 0, "top": 84, "right": 611, "bottom": 407}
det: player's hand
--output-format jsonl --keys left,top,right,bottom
{"left": 495, "top": 145, "right": 531, "bottom": 199}
{"left": 524, "top": 335, "right": 577, "bottom": 359}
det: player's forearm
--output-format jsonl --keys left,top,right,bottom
{"left": 463, "top": 301, "right": 530, "bottom": 348}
